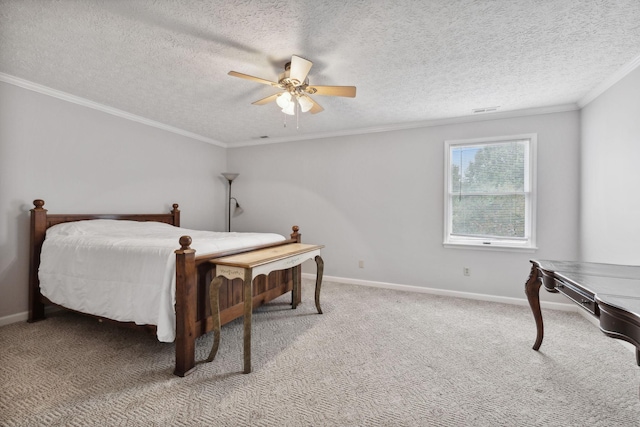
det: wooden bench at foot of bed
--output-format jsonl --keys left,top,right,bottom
{"left": 28, "top": 199, "right": 302, "bottom": 377}
{"left": 174, "top": 234, "right": 303, "bottom": 376}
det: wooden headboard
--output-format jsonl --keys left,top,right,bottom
{"left": 31, "top": 199, "right": 180, "bottom": 230}
{"left": 28, "top": 199, "right": 180, "bottom": 321}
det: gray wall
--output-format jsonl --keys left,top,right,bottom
{"left": 580, "top": 66, "right": 640, "bottom": 264}
{"left": 227, "top": 111, "right": 581, "bottom": 302}
{"left": 12, "top": 66, "right": 632, "bottom": 321}
{"left": 0, "top": 82, "right": 228, "bottom": 319}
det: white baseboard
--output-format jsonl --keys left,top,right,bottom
{"left": 0, "top": 306, "right": 61, "bottom": 327}
{"left": 305, "top": 273, "right": 577, "bottom": 312}
{"left": 0, "top": 310, "right": 28, "bottom": 327}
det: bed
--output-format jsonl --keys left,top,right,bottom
{"left": 28, "top": 199, "right": 302, "bottom": 376}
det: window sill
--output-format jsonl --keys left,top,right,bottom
{"left": 443, "top": 242, "right": 538, "bottom": 253}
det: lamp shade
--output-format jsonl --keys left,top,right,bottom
{"left": 276, "top": 92, "right": 292, "bottom": 108}
{"left": 298, "top": 95, "right": 313, "bottom": 113}
{"left": 233, "top": 201, "right": 244, "bottom": 216}
{"left": 221, "top": 172, "right": 239, "bottom": 182}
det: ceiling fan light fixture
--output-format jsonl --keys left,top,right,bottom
{"left": 276, "top": 91, "right": 292, "bottom": 108}
{"left": 298, "top": 95, "right": 313, "bottom": 113}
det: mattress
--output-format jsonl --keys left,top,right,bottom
{"left": 38, "top": 219, "right": 286, "bottom": 342}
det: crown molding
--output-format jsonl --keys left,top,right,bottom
{"left": 578, "top": 53, "right": 640, "bottom": 108}
{"left": 0, "top": 72, "right": 582, "bottom": 149}
{"left": 0, "top": 72, "right": 226, "bottom": 148}
{"left": 229, "top": 103, "right": 579, "bottom": 147}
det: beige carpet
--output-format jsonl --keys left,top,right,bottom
{"left": 1, "top": 280, "right": 639, "bottom": 426}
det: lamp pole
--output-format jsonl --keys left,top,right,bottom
{"left": 221, "top": 173, "right": 239, "bottom": 232}
{"left": 227, "top": 180, "right": 233, "bottom": 232}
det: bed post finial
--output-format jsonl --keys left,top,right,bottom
{"left": 33, "top": 199, "right": 45, "bottom": 210}
{"left": 171, "top": 203, "right": 180, "bottom": 227}
{"left": 178, "top": 235, "right": 192, "bottom": 250}
{"left": 291, "top": 225, "right": 301, "bottom": 243}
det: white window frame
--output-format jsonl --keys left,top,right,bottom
{"left": 443, "top": 133, "right": 537, "bottom": 251}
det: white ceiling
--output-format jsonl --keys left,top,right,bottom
{"left": 1, "top": 1, "right": 640, "bottom": 147}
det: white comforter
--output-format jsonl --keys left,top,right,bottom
{"left": 39, "top": 220, "right": 285, "bottom": 342}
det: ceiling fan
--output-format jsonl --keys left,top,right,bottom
{"left": 228, "top": 55, "right": 356, "bottom": 115}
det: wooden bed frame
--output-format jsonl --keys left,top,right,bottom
{"left": 28, "top": 199, "right": 301, "bottom": 376}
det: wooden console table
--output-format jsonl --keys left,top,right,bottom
{"left": 206, "top": 243, "right": 324, "bottom": 373}
{"left": 525, "top": 259, "right": 640, "bottom": 365}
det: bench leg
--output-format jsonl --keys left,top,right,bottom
{"left": 315, "top": 255, "right": 324, "bottom": 314}
{"left": 206, "top": 276, "right": 224, "bottom": 362}
{"left": 292, "top": 265, "right": 300, "bottom": 309}
{"left": 243, "top": 270, "right": 253, "bottom": 374}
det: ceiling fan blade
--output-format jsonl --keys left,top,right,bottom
{"left": 251, "top": 93, "right": 281, "bottom": 105}
{"left": 228, "top": 71, "right": 278, "bottom": 86}
{"left": 306, "top": 85, "right": 356, "bottom": 98}
{"left": 307, "top": 96, "right": 324, "bottom": 114}
{"left": 289, "top": 55, "right": 313, "bottom": 85}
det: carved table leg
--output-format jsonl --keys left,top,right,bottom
{"left": 206, "top": 276, "right": 224, "bottom": 362}
{"left": 292, "top": 265, "right": 300, "bottom": 310}
{"left": 524, "top": 263, "right": 544, "bottom": 350}
{"left": 315, "top": 255, "right": 324, "bottom": 314}
{"left": 243, "top": 270, "right": 253, "bottom": 374}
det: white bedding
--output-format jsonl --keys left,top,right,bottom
{"left": 38, "top": 220, "right": 286, "bottom": 342}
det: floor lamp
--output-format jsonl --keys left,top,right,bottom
{"left": 221, "top": 172, "right": 242, "bottom": 232}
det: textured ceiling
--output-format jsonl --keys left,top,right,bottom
{"left": 1, "top": 0, "right": 640, "bottom": 146}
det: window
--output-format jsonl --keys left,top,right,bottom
{"left": 444, "top": 134, "right": 537, "bottom": 250}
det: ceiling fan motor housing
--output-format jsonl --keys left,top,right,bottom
{"left": 279, "top": 63, "right": 307, "bottom": 88}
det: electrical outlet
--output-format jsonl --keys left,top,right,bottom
{"left": 463, "top": 267, "right": 470, "bottom": 276}
{"left": 358, "top": 260, "right": 364, "bottom": 268}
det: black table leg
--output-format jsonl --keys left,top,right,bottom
{"left": 525, "top": 263, "right": 544, "bottom": 350}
